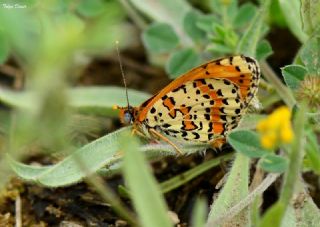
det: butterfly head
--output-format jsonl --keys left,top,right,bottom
{"left": 113, "top": 105, "right": 137, "bottom": 125}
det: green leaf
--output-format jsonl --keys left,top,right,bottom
{"left": 233, "top": 3, "right": 257, "bottom": 28}
{"left": 192, "top": 197, "right": 207, "bottom": 227}
{"left": 227, "top": 130, "right": 269, "bottom": 158}
{"left": 281, "top": 65, "right": 308, "bottom": 90}
{"left": 260, "top": 154, "right": 288, "bottom": 173}
{"left": 210, "top": 0, "right": 238, "bottom": 22}
{"left": 238, "top": 114, "right": 267, "bottom": 130}
{"left": 0, "top": 30, "right": 9, "bottom": 64}
{"left": 256, "top": 40, "right": 273, "bottom": 61}
{"left": 122, "top": 132, "right": 172, "bottom": 227}
{"left": 207, "top": 153, "right": 249, "bottom": 226}
{"left": 300, "top": 0, "right": 320, "bottom": 35}
{"left": 183, "top": 10, "right": 206, "bottom": 42}
{"left": 76, "top": 0, "right": 106, "bottom": 17}
{"left": 8, "top": 127, "right": 131, "bottom": 187}
{"left": 128, "top": 0, "right": 192, "bottom": 45}
{"left": 298, "top": 36, "right": 320, "bottom": 75}
{"left": 278, "top": 0, "right": 308, "bottom": 43}
{"left": 142, "top": 23, "right": 179, "bottom": 53}
{"left": 259, "top": 202, "right": 286, "bottom": 227}
{"left": 196, "top": 15, "right": 219, "bottom": 32}
{"left": 207, "top": 43, "right": 233, "bottom": 54}
{"left": 165, "top": 48, "right": 201, "bottom": 78}
{"left": 0, "top": 87, "right": 150, "bottom": 116}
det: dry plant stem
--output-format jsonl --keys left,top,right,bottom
{"left": 15, "top": 193, "right": 21, "bottom": 227}
{"left": 119, "top": 0, "right": 148, "bottom": 30}
{"left": 249, "top": 167, "right": 265, "bottom": 192}
{"left": 207, "top": 173, "right": 280, "bottom": 227}
{"left": 72, "top": 152, "right": 139, "bottom": 226}
{"left": 260, "top": 60, "right": 296, "bottom": 108}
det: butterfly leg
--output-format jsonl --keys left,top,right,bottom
{"left": 148, "top": 128, "right": 183, "bottom": 155}
{"left": 131, "top": 127, "right": 148, "bottom": 139}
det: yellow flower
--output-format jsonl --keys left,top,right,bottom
{"left": 257, "top": 106, "right": 294, "bottom": 149}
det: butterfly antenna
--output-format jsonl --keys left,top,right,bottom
{"left": 115, "top": 41, "right": 130, "bottom": 109}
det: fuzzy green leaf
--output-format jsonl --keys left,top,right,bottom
{"left": 300, "top": 0, "right": 320, "bottom": 35}
{"left": 299, "top": 36, "right": 320, "bottom": 75}
{"left": 8, "top": 127, "right": 131, "bottom": 187}
{"left": 260, "top": 154, "right": 288, "bottom": 173}
{"left": 76, "top": 0, "right": 106, "bottom": 17}
{"left": 207, "top": 153, "right": 249, "bottom": 226}
{"left": 183, "top": 10, "right": 206, "bottom": 42}
{"left": 281, "top": 65, "right": 308, "bottom": 90}
{"left": 233, "top": 3, "right": 257, "bottom": 28}
{"left": 228, "top": 130, "right": 269, "bottom": 158}
{"left": 256, "top": 40, "right": 273, "bottom": 61}
{"left": 142, "top": 23, "right": 179, "bottom": 53}
{"left": 166, "top": 48, "right": 201, "bottom": 78}
{"left": 128, "top": 0, "right": 192, "bottom": 45}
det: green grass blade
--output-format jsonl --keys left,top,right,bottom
{"left": 122, "top": 132, "right": 173, "bottom": 227}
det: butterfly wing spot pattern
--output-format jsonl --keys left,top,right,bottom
{"left": 115, "top": 55, "right": 260, "bottom": 154}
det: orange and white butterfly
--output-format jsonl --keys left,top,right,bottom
{"left": 114, "top": 55, "right": 260, "bottom": 154}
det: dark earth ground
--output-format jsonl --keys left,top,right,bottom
{"left": 0, "top": 26, "right": 319, "bottom": 226}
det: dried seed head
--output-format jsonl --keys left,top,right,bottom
{"left": 296, "top": 76, "right": 320, "bottom": 111}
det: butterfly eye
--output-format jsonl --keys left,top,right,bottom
{"left": 123, "top": 111, "right": 133, "bottom": 124}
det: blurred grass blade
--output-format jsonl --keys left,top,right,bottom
{"left": 121, "top": 132, "right": 173, "bottom": 227}
{"left": 278, "top": 0, "right": 308, "bottom": 43}
{"left": 0, "top": 86, "right": 150, "bottom": 116}
{"left": 8, "top": 127, "right": 131, "bottom": 187}
{"left": 207, "top": 153, "right": 250, "bottom": 226}
{"left": 192, "top": 197, "right": 207, "bottom": 227}
{"left": 69, "top": 87, "right": 150, "bottom": 116}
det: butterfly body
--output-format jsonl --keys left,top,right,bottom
{"left": 116, "top": 55, "right": 260, "bottom": 152}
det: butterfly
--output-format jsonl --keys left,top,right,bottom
{"left": 114, "top": 55, "right": 260, "bottom": 154}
